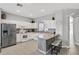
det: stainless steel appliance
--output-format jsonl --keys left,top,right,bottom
{"left": 0, "top": 23, "right": 16, "bottom": 48}
{"left": 0, "top": 24, "right": 1, "bottom": 52}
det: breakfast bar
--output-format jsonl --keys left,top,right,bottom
{"left": 37, "top": 32, "right": 60, "bottom": 54}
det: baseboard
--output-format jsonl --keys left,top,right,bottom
{"left": 17, "top": 39, "right": 33, "bottom": 44}
{"left": 38, "top": 49, "right": 51, "bottom": 54}
{"left": 75, "top": 42, "right": 79, "bottom": 46}
{"left": 38, "top": 49, "right": 46, "bottom": 54}
{"left": 33, "top": 39, "right": 38, "bottom": 41}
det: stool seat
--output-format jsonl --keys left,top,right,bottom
{"left": 51, "top": 39, "right": 62, "bottom": 46}
{"left": 51, "top": 39, "right": 62, "bottom": 55}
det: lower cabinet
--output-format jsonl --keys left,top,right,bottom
{"left": 16, "top": 33, "right": 38, "bottom": 43}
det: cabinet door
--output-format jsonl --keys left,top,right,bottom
{"left": 0, "top": 24, "right": 1, "bottom": 52}
{"left": 8, "top": 24, "right": 16, "bottom": 46}
{"left": 46, "top": 39, "right": 52, "bottom": 51}
{"left": 1, "top": 24, "right": 9, "bottom": 48}
{"left": 38, "top": 22, "right": 45, "bottom": 31}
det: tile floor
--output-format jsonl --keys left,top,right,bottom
{"left": 0, "top": 40, "right": 43, "bottom": 55}
{"left": 0, "top": 40, "right": 79, "bottom": 55}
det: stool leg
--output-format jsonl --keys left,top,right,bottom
{"left": 51, "top": 45, "right": 55, "bottom": 55}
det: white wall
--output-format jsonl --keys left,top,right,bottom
{"left": 55, "top": 9, "right": 77, "bottom": 47}
{"left": 2, "top": 20, "right": 37, "bottom": 29}
{"left": 61, "top": 9, "right": 79, "bottom": 47}
{"left": 1, "top": 12, "right": 38, "bottom": 42}
{"left": 62, "top": 10, "right": 70, "bottom": 47}
{"left": 35, "top": 10, "right": 63, "bottom": 36}
{"left": 1, "top": 13, "right": 37, "bottom": 29}
{"left": 40, "top": 20, "right": 56, "bottom": 29}
{"left": 55, "top": 9, "right": 73, "bottom": 47}
{"left": 35, "top": 10, "right": 70, "bottom": 47}
{"left": 35, "top": 14, "right": 56, "bottom": 32}
{"left": 54, "top": 10, "right": 70, "bottom": 47}
{"left": 0, "top": 9, "right": 1, "bottom": 48}
{"left": 73, "top": 17, "right": 79, "bottom": 45}
{"left": 55, "top": 10, "right": 63, "bottom": 38}
{"left": 0, "top": 9, "right": 1, "bottom": 22}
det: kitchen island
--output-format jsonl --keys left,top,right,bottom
{"left": 37, "top": 32, "right": 59, "bottom": 54}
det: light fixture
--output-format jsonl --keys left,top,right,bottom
{"left": 41, "top": 9, "right": 45, "bottom": 12}
{"left": 52, "top": 17, "right": 55, "bottom": 20}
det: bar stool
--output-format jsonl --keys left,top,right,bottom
{"left": 51, "top": 39, "right": 62, "bottom": 55}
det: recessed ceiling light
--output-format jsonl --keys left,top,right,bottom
{"left": 41, "top": 9, "right": 45, "bottom": 12}
{"left": 16, "top": 10, "right": 20, "bottom": 12}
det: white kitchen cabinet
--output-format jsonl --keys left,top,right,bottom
{"left": 16, "top": 34, "right": 29, "bottom": 42}
{"left": 16, "top": 33, "right": 38, "bottom": 43}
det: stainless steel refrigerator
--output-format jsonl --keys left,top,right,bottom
{"left": 0, "top": 24, "right": 1, "bottom": 52}
{"left": 0, "top": 23, "right": 16, "bottom": 48}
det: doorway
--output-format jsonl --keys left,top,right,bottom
{"left": 69, "top": 16, "right": 74, "bottom": 47}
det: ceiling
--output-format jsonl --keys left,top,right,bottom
{"left": 0, "top": 3, "right": 79, "bottom": 18}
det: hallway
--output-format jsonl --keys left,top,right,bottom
{"left": 68, "top": 16, "right": 79, "bottom": 55}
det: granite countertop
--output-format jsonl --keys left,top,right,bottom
{"left": 38, "top": 32, "right": 58, "bottom": 40}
